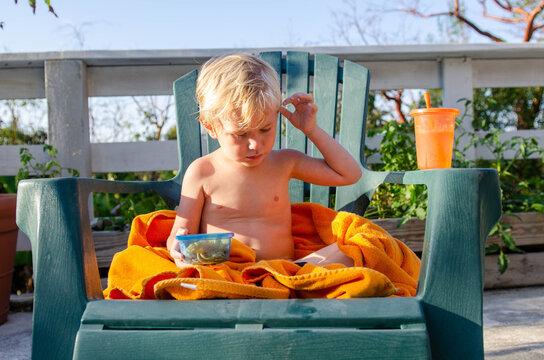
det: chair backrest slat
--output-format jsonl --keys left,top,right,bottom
{"left": 259, "top": 52, "right": 284, "bottom": 150}
{"left": 285, "top": 51, "right": 310, "bottom": 203}
{"left": 335, "top": 60, "right": 370, "bottom": 211}
{"left": 310, "top": 54, "right": 340, "bottom": 207}
{"left": 206, "top": 134, "right": 220, "bottom": 154}
{"left": 173, "top": 70, "right": 200, "bottom": 186}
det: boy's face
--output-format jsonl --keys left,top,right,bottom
{"left": 213, "top": 108, "right": 278, "bottom": 167}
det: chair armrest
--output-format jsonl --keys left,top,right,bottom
{"left": 15, "top": 177, "right": 179, "bottom": 360}
{"left": 350, "top": 167, "right": 501, "bottom": 359}
{"left": 357, "top": 168, "right": 501, "bottom": 291}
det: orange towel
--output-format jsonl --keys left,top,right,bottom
{"left": 104, "top": 203, "right": 420, "bottom": 300}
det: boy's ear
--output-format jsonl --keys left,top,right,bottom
{"left": 202, "top": 122, "right": 217, "bottom": 139}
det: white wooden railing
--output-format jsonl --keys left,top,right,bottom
{"left": 1, "top": 44, "right": 543, "bottom": 178}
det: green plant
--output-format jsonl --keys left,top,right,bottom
{"left": 364, "top": 120, "right": 428, "bottom": 226}
{"left": 473, "top": 87, "right": 543, "bottom": 130}
{"left": 16, "top": 144, "right": 79, "bottom": 184}
{"left": 92, "top": 171, "right": 174, "bottom": 231}
{"left": 366, "top": 99, "right": 543, "bottom": 274}
{"left": 0, "top": 99, "right": 48, "bottom": 145}
{"left": 0, "top": 176, "right": 16, "bottom": 194}
{"left": 454, "top": 118, "right": 544, "bottom": 273}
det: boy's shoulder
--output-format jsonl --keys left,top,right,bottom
{"left": 270, "top": 148, "right": 306, "bottom": 162}
{"left": 264, "top": 149, "right": 307, "bottom": 174}
{"left": 271, "top": 148, "right": 303, "bottom": 157}
{"left": 185, "top": 153, "right": 216, "bottom": 178}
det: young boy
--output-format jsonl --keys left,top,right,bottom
{"left": 167, "top": 53, "right": 361, "bottom": 267}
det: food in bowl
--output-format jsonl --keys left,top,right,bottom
{"left": 176, "top": 233, "right": 233, "bottom": 264}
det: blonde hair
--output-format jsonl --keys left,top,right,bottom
{"left": 196, "top": 53, "right": 281, "bottom": 131}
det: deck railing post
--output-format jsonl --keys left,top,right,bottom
{"left": 441, "top": 57, "right": 476, "bottom": 159}
{"left": 44, "top": 59, "right": 91, "bottom": 178}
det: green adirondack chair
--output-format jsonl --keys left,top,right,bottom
{"left": 16, "top": 51, "right": 501, "bottom": 359}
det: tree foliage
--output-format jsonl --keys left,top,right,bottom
{"left": 1, "top": 0, "right": 57, "bottom": 29}
{"left": 473, "top": 87, "right": 544, "bottom": 130}
{"left": 0, "top": 100, "right": 47, "bottom": 145}
{"left": 334, "top": 0, "right": 544, "bottom": 130}
{"left": 406, "top": 0, "right": 544, "bottom": 42}
{"left": 132, "top": 96, "right": 173, "bottom": 141}
{"left": 21, "top": 0, "right": 57, "bottom": 17}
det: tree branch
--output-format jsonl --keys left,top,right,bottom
{"left": 524, "top": 0, "right": 544, "bottom": 41}
{"left": 452, "top": 0, "right": 506, "bottom": 42}
{"left": 407, "top": 0, "right": 505, "bottom": 42}
{"left": 381, "top": 90, "right": 408, "bottom": 123}
{"left": 491, "top": 0, "right": 512, "bottom": 12}
{"left": 405, "top": 9, "right": 453, "bottom": 18}
{"left": 533, "top": 23, "right": 544, "bottom": 31}
{"left": 491, "top": 0, "right": 528, "bottom": 17}
{"left": 482, "top": 0, "right": 524, "bottom": 24}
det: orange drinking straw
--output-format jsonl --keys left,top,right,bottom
{"left": 424, "top": 92, "right": 431, "bottom": 108}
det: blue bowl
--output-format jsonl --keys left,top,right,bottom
{"left": 175, "top": 233, "right": 233, "bottom": 264}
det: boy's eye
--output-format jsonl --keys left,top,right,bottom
{"left": 233, "top": 133, "right": 247, "bottom": 139}
{"left": 260, "top": 128, "right": 271, "bottom": 133}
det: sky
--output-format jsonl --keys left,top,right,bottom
{"left": 2, "top": 1, "right": 531, "bottom": 53}
{"left": 1, "top": 0, "right": 356, "bottom": 52}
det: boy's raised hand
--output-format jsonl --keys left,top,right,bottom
{"left": 280, "top": 93, "right": 318, "bottom": 135}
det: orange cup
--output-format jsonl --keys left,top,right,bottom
{"left": 410, "top": 108, "right": 460, "bottom": 170}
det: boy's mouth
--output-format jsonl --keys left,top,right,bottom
{"left": 246, "top": 154, "right": 262, "bottom": 161}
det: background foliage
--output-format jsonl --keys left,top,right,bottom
{"left": 364, "top": 98, "right": 544, "bottom": 273}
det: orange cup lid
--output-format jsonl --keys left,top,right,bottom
{"left": 410, "top": 108, "right": 460, "bottom": 116}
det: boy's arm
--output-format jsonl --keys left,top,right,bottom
{"left": 280, "top": 93, "right": 362, "bottom": 186}
{"left": 166, "top": 161, "right": 206, "bottom": 251}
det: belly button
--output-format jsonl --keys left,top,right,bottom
{"left": 274, "top": 196, "right": 279, "bottom": 202}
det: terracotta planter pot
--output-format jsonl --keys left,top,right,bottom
{"left": 0, "top": 194, "right": 18, "bottom": 325}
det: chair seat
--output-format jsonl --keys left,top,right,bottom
{"left": 74, "top": 298, "right": 430, "bottom": 359}
{"left": 80, "top": 297, "right": 425, "bottom": 329}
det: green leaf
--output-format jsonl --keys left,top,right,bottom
{"left": 498, "top": 251, "right": 509, "bottom": 274}
{"left": 396, "top": 215, "right": 410, "bottom": 228}
{"left": 28, "top": 0, "right": 36, "bottom": 13}
{"left": 14, "top": 251, "right": 32, "bottom": 266}
{"left": 485, "top": 243, "right": 500, "bottom": 255}
{"left": 501, "top": 232, "right": 524, "bottom": 254}
{"left": 415, "top": 207, "right": 426, "bottom": 220}
{"left": 43, "top": 160, "right": 55, "bottom": 173}
{"left": 488, "top": 223, "right": 499, "bottom": 237}
{"left": 0, "top": 176, "right": 14, "bottom": 193}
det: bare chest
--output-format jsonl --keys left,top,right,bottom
{"left": 202, "top": 168, "right": 290, "bottom": 218}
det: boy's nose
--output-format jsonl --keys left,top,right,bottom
{"left": 248, "top": 138, "right": 259, "bottom": 150}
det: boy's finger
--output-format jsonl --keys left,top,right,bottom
{"left": 176, "top": 227, "right": 188, "bottom": 236}
{"left": 279, "top": 106, "right": 293, "bottom": 118}
{"left": 282, "top": 97, "right": 296, "bottom": 106}
{"left": 297, "top": 94, "right": 314, "bottom": 103}
{"left": 174, "top": 258, "right": 187, "bottom": 268}
{"left": 287, "top": 92, "right": 312, "bottom": 100}
{"left": 170, "top": 248, "right": 183, "bottom": 260}
{"left": 283, "top": 93, "right": 313, "bottom": 105}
